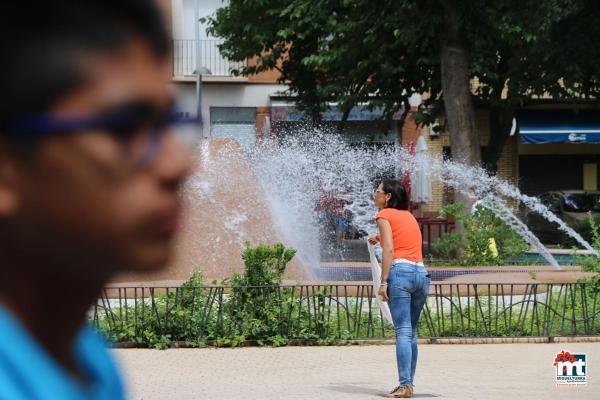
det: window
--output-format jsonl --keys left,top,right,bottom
{"left": 209, "top": 107, "right": 256, "bottom": 151}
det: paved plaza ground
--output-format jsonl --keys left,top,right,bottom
{"left": 115, "top": 342, "right": 599, "bottom": 400}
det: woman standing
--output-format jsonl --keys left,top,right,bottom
{"left": 369, "top": 179, "right": 430, "bottom": 398}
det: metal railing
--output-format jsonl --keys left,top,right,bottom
{"left": 171, "top": 39, "right": 246, "bottom": 77}
{"left": 417, "top": 217, "right": 455, "bottom": 254}
{"left": 91, "top": 283, "right": 600, "bottom": 345}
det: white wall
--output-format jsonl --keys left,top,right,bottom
{"left": 171, "top": 82, "right": 287, "bottom": 137}
{"left": 171, "top": 0, "right": 227, "bottom": 39}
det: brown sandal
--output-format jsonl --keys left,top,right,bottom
{"left": 387, "top": 384, "right": 413, "bottom": 398}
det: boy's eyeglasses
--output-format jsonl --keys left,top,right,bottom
{"left": 0, "top": 101, "right": 201, "bottom": 167}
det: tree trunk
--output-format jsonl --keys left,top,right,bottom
{"left": 439, "top": 0, "right": 480, "bottom": 167}
{"left": 439, "top": 0, "right": 480, "bottom": 236}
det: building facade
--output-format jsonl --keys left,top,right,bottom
{"left": 168, "top": 0, "right": 598, "bottom": 217}
{"left": 169, "top": 0, "right": 416, "bottom": 151}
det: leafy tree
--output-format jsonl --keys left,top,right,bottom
{"left": 208, "top": 0, "right": 600, "bottom": 172}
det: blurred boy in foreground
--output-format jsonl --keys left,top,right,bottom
{"left": 0, "top": 1, "right": 192, "bottom": 398}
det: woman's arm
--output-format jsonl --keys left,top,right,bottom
{"left": 376, "top": 217, "right": 394, "bottom": 301}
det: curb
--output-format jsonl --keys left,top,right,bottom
{"left": 423, "top": 336, "right": 600, "bottom": 344}
{"left": 108, "top": 336, "right": 600, "bottom": 348}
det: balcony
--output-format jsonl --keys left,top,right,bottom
{"left": 171, "top": 39, "right": 247, "bottom": 81}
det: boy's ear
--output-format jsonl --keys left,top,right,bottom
{"left": 0, "top": 144, "right": 20, "bottom": 216}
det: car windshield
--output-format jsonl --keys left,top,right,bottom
{"left": 563, "top": 193, "right": 600, "bottom": 212}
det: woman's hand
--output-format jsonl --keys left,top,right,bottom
{"left": 378, "top": 284, "right": 389, "bottom": 302}
{"left": 368, "top": 234, "right": 380, "bottom": 245}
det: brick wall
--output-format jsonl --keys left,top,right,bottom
{"left": 419, "top": 109, "right": 519, "bottom": 216}
{"left": 400, "top": 107, "right": 420, "bottom": 145}
{"left": 420, "top": 126, "right": 446, "bottom": 216}
{"left": 247, "top": 56, "right": 283, "bottom": 83}
{"left": 255, "top": 106, "right": 271, "bottom": 138}
{"left": 477, "top": 110, "right": 519, "bottom": 189}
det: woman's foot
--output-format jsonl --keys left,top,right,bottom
{"left": 387, "top": 384, "right": 413, "bottom": 398}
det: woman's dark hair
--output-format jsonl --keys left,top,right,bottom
{"left": 380, "top": 179, "right": 409, "bottom": 210}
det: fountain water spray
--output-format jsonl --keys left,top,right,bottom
{"left": 198, "top": 127, "right": 597, "bottom": 276}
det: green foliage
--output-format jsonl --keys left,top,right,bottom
{"left": 431, "top": 233, "right": 463, "bottom": 260}
{"left": 208, "top": 0, "right": 433, "bottom": 121}
{"left": 96, "top": 244, "right": 303, "bottom": 349}
{"left": 417, "top": 287, "right": 600, "bottom": 337}
{"left": 563, "top": 215, "right": 600, "bottom": 248}
{"left": 432, "top": 202, "right": 528, "bottom": 265}
{"left": 233, "top": 242, "right": 296, "bottom": 287}
{"left": 96, "top": 278, "right": 600, "bottom": 346}
{"left": 94, "top": 246, "right": 599, "bottom": 347}
{"left": 179, "top": 268, "right": 206, "bottom": 307}
{"left": 223, "top": 243, "right": 296, "bottom": 346}
{"left": 96, "top": 268, "right": 214, "bottom": 349}
{"left": 208, "top": 0, "right": 600, "bottom": 168}
{"left": 576, "top": 217, "right": 600, "bottom": 293}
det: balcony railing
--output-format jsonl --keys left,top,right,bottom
{"left": 172, "top": 39, "right": 246, "bottom": 78}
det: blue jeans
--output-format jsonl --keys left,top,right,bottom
{"left": 387, "top": 263, "right": 430, "bottom": 386}
{"left": 332, "top": 216, "right": 348, "bottom": 233}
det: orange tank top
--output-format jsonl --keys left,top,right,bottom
{"left": 376, "top": 208, "right": 423, "bottom": 263}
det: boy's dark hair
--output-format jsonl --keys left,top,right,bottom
{"left": 0, "top": 0, "right": 169, "bottom": 123}
{"left": 381, "top": 179, "right": 409, "bottom": 210}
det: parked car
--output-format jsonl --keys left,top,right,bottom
{"left": 521, "top": 190, "right": 600, "bottom": 244}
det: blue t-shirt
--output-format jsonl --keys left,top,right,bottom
{"left": 0, "top": 306, "right": 125, "bottom": 400}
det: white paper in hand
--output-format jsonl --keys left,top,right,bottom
{"left": 368, "top": 242, "right": 393, "bottom": 324}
